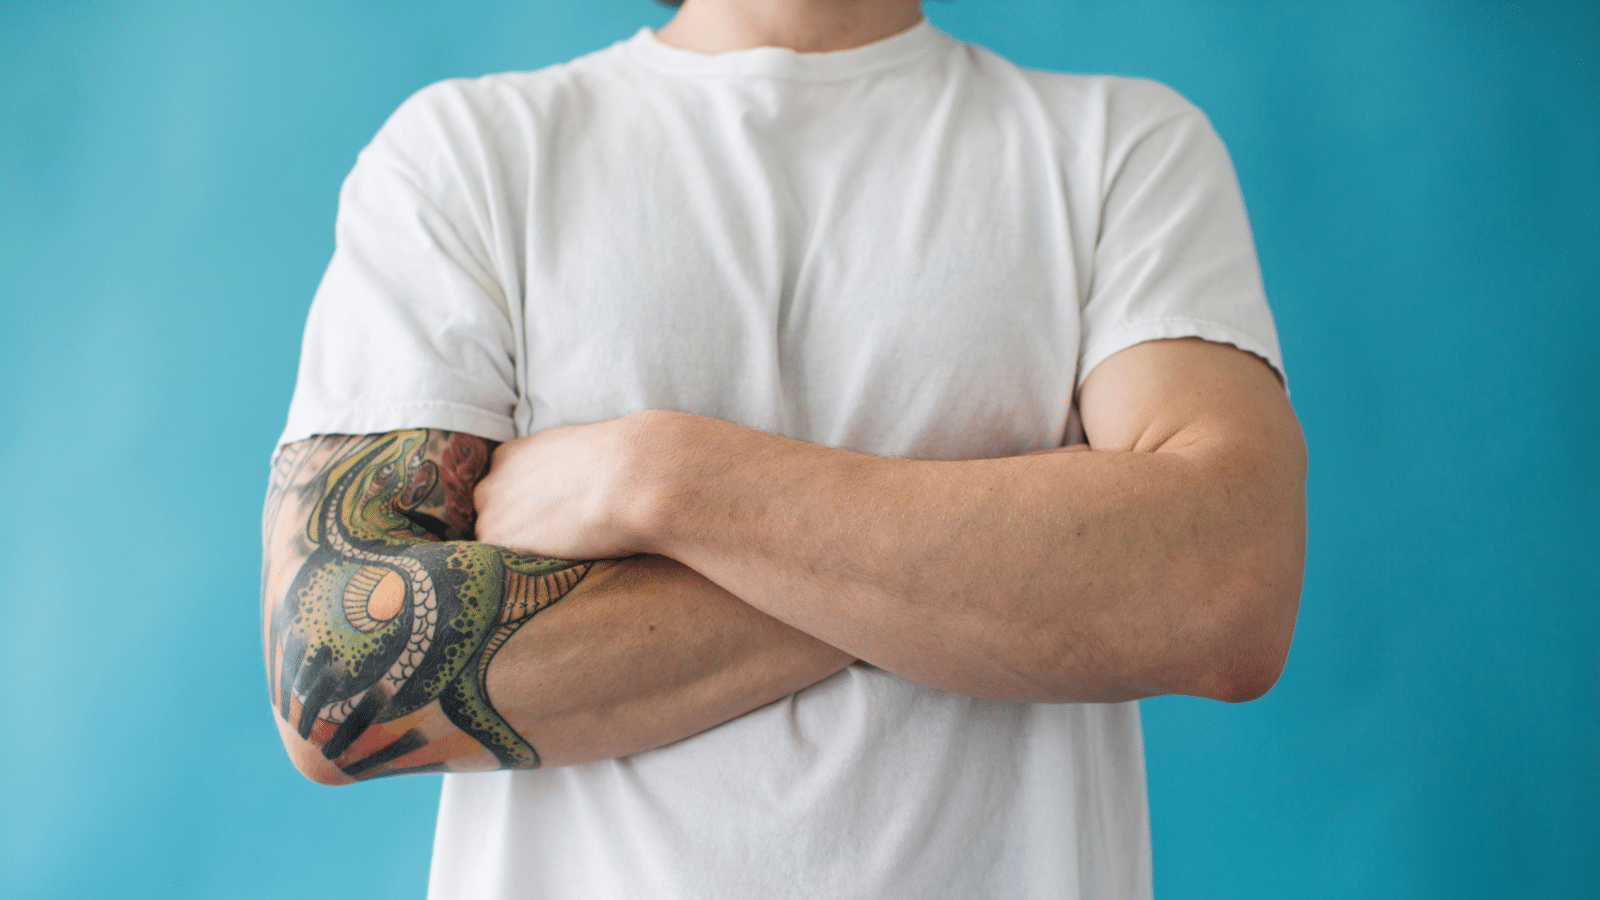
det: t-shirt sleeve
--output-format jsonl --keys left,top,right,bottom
{"left": 1077, "top": 80, "right": 1283, "bottom": 390}
{"left": 278, "top": 86, "right": 521, "bottom": 447}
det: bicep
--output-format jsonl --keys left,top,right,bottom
{"left": 261, "top": 435, "right": 384, "bottom": 676}
{"left": 261, "top": 431, "right": 493, "bottom": 655}
{"left": 1077, "top": 337, "right": 1303, "bottom": 475}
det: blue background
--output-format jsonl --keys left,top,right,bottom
{"left": 2, "top": 1, "right": 1595, "bottom": 897}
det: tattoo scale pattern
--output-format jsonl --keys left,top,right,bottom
{"left": 266, "top": 430, "right": 590, "bottom": 778}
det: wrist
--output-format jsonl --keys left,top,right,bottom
{"left": 606, "top": 409, "right": 689, "bottom": 557}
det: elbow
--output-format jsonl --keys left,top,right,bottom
{"left": 1187, "top": 556, "right": 1302, "bottom": 704}
{"left": 1197, "top": 634, "right": 1291, "bottom": 704}
{"left": 293, "top": 753, "right": 354, "bottom": 787}
{"left": 1184, "top": 531, "right": 1305, "bottom": 701}
{"left": 1189, "top": 496, "right": 1306, "bottom": 703}
{"left": 274, "top": 715, "right": 355, "bottom": 786}
{"left": 1015, "top": 581, "right": 1296, "bottom": 705}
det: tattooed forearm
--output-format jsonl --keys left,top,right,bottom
{"left": 262, "top": 429, "right": 591, "bottom": 780}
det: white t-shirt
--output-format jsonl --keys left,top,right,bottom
{"left": 281, "top": 20, "right": 1282, "bottom": 900}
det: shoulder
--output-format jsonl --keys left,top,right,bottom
{"left": 363, "top": 38, "right": 643, "bottom": 176}
{"left": 942, "top": 39, "right": 1214, "bottom": 161}
{"left": 1025, "top": 67, "right": 1209, "bottom": 138}
{"left": 949, "top": 35, "right": 1205, "bottom": 130}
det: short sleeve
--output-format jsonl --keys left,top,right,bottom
{"left": 1077, "top": 81, "right": 1283, "bottom": 390}
{"left": 278, "top": 87, "right": 520, "bottom": 447}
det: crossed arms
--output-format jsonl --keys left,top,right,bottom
{"left": 263, "top": 337, "right": 1307, "bottom": 784}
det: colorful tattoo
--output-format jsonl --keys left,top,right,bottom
{"left": 263, "top": 430, "right": 590, "bottom": 778}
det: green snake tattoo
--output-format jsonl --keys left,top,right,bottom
{"left": 267, "top": 430, "right": 590, "bottom": 778}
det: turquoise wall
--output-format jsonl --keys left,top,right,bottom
{"left": 2, "top": 1, "right": 1594, "bottom": 897}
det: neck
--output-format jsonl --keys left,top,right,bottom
{"left": 656, "top": 0, "right": 923, "bottom": 54}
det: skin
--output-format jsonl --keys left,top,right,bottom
{"left": 264, "top": 432, "right": 850, "bottom": 784}
{"left": 657, "top": 0, "right": 923, "bottom": 53}
{"left": 477, "top": 337, "right": 1307, "bottom": 705}
{"left": 264, "top": 0, "right": 1308, "bottom": 782}
{"left": 267, "top": 431, "right": 576, "bottom": 775}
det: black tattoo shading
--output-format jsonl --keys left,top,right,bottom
{"left": 264, "top": 430, "right": 589, "bottom": 777}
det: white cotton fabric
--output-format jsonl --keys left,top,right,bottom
{"left": 281, "top": 20, "right": 1282, "bottom": 900}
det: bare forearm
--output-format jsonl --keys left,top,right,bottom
{"left": 630, "top": 428, "right": 1295, "bottom": 703}
{"left": 483, "top": 555, "right": 850, "bottom": 767}
{"left": 622, "top": 342, "right": 1305, "bottom": 704}
{"left": 478, "top": 340, "right": 1306, "bottom": 705}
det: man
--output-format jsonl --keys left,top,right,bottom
{"left": 262, "top": 0, "right": 1306, "bottom": 896}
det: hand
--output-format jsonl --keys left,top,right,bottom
{"left": 473, "top": 415, "right": 649, "bottom": 560}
